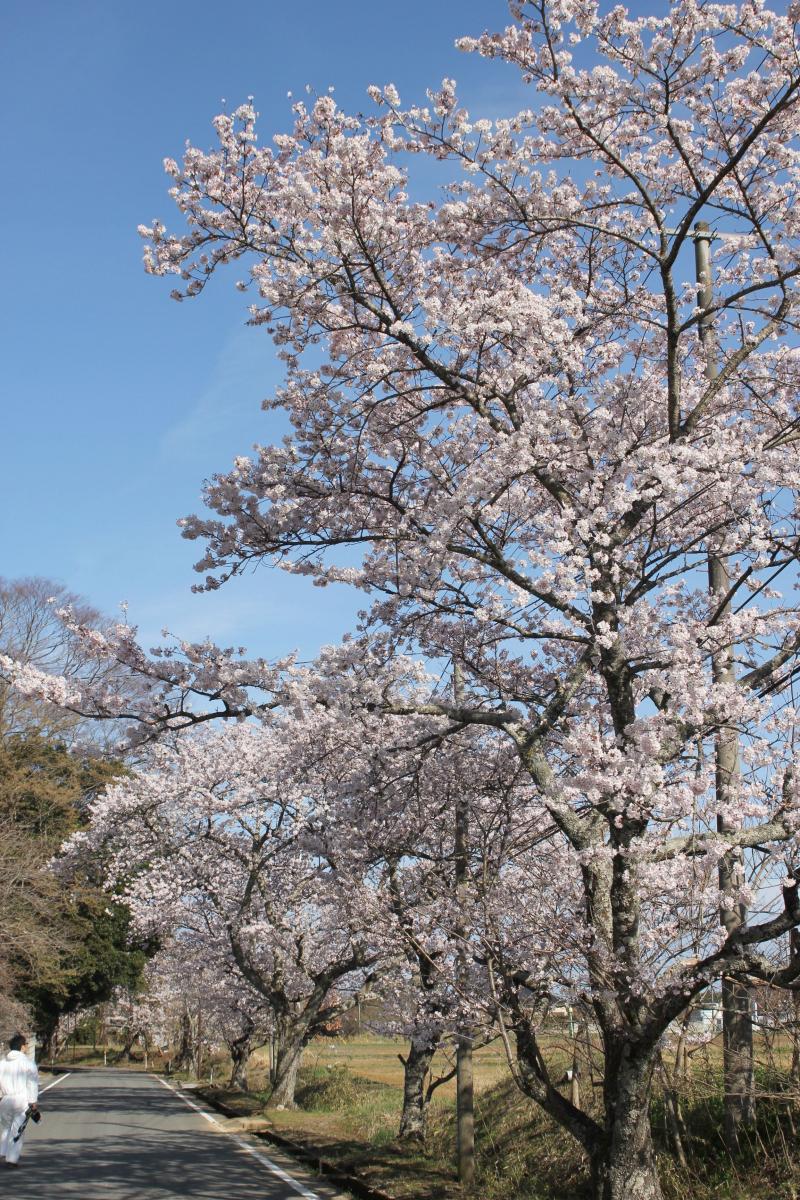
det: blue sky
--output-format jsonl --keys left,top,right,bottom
{"left": 1, "top": 0, "right": 530, "bottom": 661}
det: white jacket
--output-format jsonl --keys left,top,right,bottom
{"left": 0, "top": 1051, "right": 39, "bottom": 1105}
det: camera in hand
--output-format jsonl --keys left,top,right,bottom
{"left": 26, "top": 1105, "right": 41, "bottom": 1124}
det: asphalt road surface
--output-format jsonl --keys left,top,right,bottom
{"left": 6, "top": 1068, "right": 351, "bottom": 1200}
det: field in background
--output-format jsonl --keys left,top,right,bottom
{"left": 251, "top": 1033, "right": 512, "bottom": 1095}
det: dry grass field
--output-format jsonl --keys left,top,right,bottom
{"left": 215, "top": 1031, "right": 800, "bottom": 1200}
{"left": 249, "top": 1033, "right": 512, "bottom": 1095}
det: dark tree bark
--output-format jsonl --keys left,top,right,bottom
{"left": 228, "top": 1031, "right": 253, "bottom": 1091}
{"left": 172, "top": 1009, "right": 193, "bottom": 1072}
{"left": 37, "top": 1016, "right": 59, "bottom": 1062}
{"left": 589, "top": 1048, "right": 662, "bottom": 1200}
{"left": 398, "top": 1028, "right": 439, "bottom": 1141}
{"left": 512, "top": 1015, "right": 663, "bottom": 1200}
{"left": 110, "top": 1027, "right": 139, "bottom": 1064}
{"left": 269, "top": 1023, "right": 304, "bottom": 1107}
{"left": 791, "top": 932, "right": 800, "bottom": 1087}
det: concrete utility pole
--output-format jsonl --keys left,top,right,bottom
{"left": 452, "top": 661, "right": 475, "bottom": 1188}
{"left": 195, "top": 999, "right": 204, "bottom": 1081}
{"left": 694, "top": 221, "right": 754, "bottom": 1147}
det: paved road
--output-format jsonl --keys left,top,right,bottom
{"left": 7, "top": 1068, "right": 350, "bottom": 1200}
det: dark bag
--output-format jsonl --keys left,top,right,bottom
{"left": 13, "top": 1105, "right": 41, "bottom": 1142}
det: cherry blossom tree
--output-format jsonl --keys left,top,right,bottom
{"left": 0, "top": 577, "right": 145, "bottom": 748}
{"left": 69, "top": 722, "right": 384, "bottom": 1107}
{"left": 127, "top": 4, "right": 800, "bottom": 1196}
{"left": 142, "top": 940, "right": 273, "bottom": 1088}
{"left": 305, "top": 703, "right": 539, "bottom": 1144}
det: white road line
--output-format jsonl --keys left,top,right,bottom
{"left": 40, "top": 1072, "right": 72, "bottom": 1093}
{"left": 153, "top": 1075, "right": 321, "bottom": 1200}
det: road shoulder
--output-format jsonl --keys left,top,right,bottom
{"left": 157, "top": 1076, "right": 354, "bottom": 1200}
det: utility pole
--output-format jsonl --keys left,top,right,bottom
{"left": 195, "top": 999, "right": 204, "bottom": 1081}
{"left": 694, "top": 221, "right": 754, "bottom": 1147}
{"left": 453, "top": 661, "right": 475, "bottom": 1188}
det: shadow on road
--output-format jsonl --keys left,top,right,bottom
{"left": 10, "top": 1072, "right": 308, "bottom": 1199}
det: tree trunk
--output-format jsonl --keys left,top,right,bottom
{"left": 512, "top": 1010, "right": 662, "bottom": 1200}
{"left": 37, "top": 1016, "right": 59, "bottom": 1063}
{"left": 228, "top": 1033, "right": 253, "bottom": 1091}
{"left": 269, "top": 1030, "right": 303, "bottom": 1107}
{"left": 590, "top": 1050, "right": 663, "bottom": 1200}
{"left": 791, "top": 930, "right": 800, "bottom": 1087}
{"left": 657, "top": 1056, "right": 687, "bottom": 1171}
{"left": 398, "top": 1030, "right": 438, "bottom": 1141}
{"left": 111, "top": 1028, "right": 138, "bottom": 1064}
{"left": 269, "top": 1033, "right": 277, "bottom": 1086}
{"left": 172, "top": 1010, "right": 193, "bottom": 1072}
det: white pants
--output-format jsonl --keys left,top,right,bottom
{"left": 0, "top": 1096, "right": 28, "bottom": 1163}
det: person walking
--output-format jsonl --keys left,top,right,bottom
{"left": 0, "top": 1033, "right": 39, "bottom": 1167}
